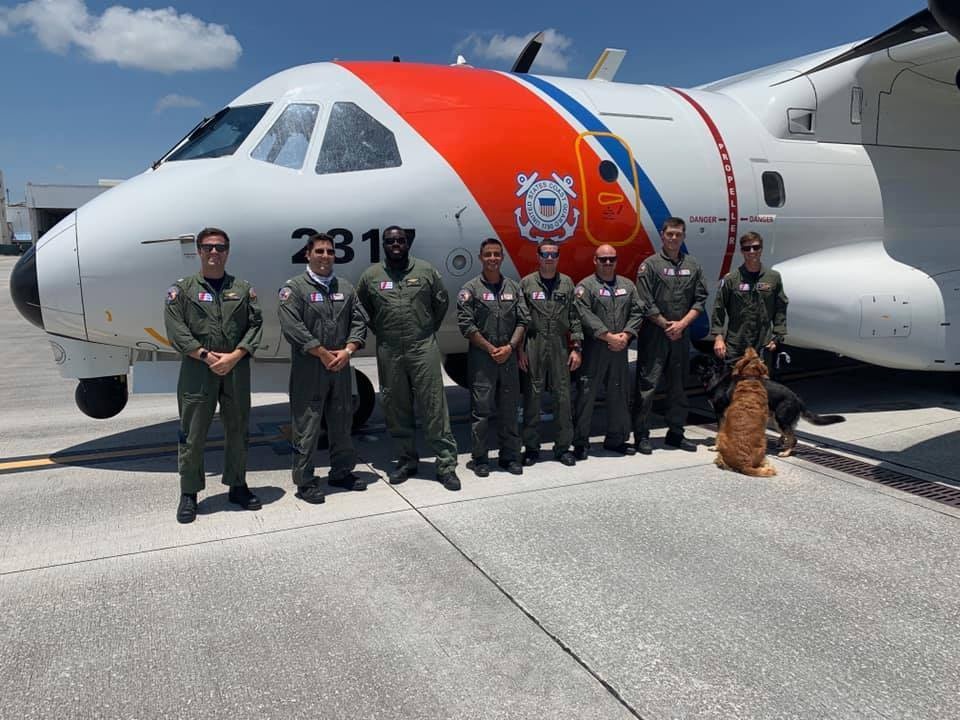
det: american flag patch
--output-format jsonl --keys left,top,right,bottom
{"left": 198, "top": 292, "right": 213, "bottom": 302}
{"left": 739, "top": 283, "right": 751, "bottom": 291}
{"left": 662, "top": 268, "right": 676, "bottom": 276}
{"left": 380, "top": 281, "right": 394, "bottom": 290}
{"left": 310, "top": 292, "right": 324, "bottom": 302}
{"left": 482, "top": 292, "right": 495, "bottom": 301}
{"left": 531, "top": 291, "right": 546, "bottom": 300}
{"left": 599, "top": 287, "right": 612, "bottom": 297}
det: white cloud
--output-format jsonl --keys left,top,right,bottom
{"left": 0, "top": 0, "right": 241, "bottom": 72}
{"left": 456, "top": 29, "right": 573, "bottom": 72}
{"left": 155, "top": 93, "right": 202, "bottom": 112}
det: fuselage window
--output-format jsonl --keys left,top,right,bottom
{"left": 251, "top": 103, "right": 319, "bottom": 169}
{"left": 167, "top": 103, "right": 272, "bottom": 162}
{"left": 316, "top": 102, "right": 401, "bottom": 175}
{"left": 762, "top": 171, "right": 785, "bottom": 208}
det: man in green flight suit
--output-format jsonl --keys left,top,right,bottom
{"left": 633, "top": 217, "right": 708, "bottom": 454}
{"left": 457, "top": 237, "right": 529, "bottom": 477}
{"left": 356, "top": 226, "right": 461, "bottom": 491}
{"left": 164, "top": 227, "right": 263, "bottom": 524}
{"left": 278, "top": 233, "right": 368, "bottom": 505}
{"left": 572, "top": 244, "right": 645, "bottom": 460}
{"left": 712, "top": 231, "right": 788, "bottom": 369}
{"left": 518, "top": 240, "right": 582, "bottom": 467}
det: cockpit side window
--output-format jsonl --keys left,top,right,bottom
{"left": 316, "top": 102, "right": 402, "bottom": 175}
{"left": 166, "top": 103, "right": 272, "bottom": 162}
{"left": 251, "top": 103, "right": 319, "bottom": 169}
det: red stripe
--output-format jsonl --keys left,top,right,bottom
{"left": 338, "top": 62, "right": 651, "bottom": 280}
{"left": 667, "top": 88, "right": 739, "bottom": 279}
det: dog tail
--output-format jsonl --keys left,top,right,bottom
{"left": 801, "top": 409, "right": 846, "bottom": 425}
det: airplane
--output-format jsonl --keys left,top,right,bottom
{"left": 9, "top": 0, "right": 960, "bottom": 426}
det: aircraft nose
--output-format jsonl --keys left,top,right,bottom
{"left": 9, "top": 244, "right": 43, "bottom": 330}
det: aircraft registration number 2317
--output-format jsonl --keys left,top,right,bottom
{"left": 290, "top": 227, "right": 417, "bottom": 265}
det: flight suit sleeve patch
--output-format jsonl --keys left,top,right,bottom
{"left": 575, "top": 285, "right": 585, "bottom": 298}
{"left": 278, "top": 287, "right": 293, "bottom": 302}
{"left": 165, "top": 286, "right": 179, "bottom": 304}
{"left": 248, "top": 287, "right": 257, "bottom": 299}
{"left": 638, "top": 263, "right": 647, "bottom": 274}
{"left": 458, "top": 289, "right": 472, "bottom": 302}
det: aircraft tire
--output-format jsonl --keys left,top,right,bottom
{"left": 75, "top": 376, "right": 129, "bottom": 419}
{"left": 443, "top": 353, "right": 469, "bottom": 389}
{"left": 352, "top": 369, "right": 375, "bottom": 429}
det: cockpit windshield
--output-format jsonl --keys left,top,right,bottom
{"left": 165, "top": 103, "right": 272, "bottom": 162}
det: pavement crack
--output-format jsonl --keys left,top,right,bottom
{"left": 381, "top": 478, "right": 648, "bottom": 720}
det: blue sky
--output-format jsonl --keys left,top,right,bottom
{"left": 0, "top": 0, "right": 924, "bottom": 201}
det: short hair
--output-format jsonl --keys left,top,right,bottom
{"left": 306, "top": 233, "right": 334, "bottom": 253}
{"left": 661, "top": 217, "right": 685, "bottom": 233}
{"left": 740, "top": 231, "right": 763, "bottom": 248}
{"left": 480, "top": 237, "right": 503, "bottom": 253}
{"left": 196, "top": 227, "right": 229, "bottom": 250}
{"left": 382, "top": 225, "right": 406, "bottom": 240}
{"left": 537, "top": 239, "right": 560, "bottom": 252}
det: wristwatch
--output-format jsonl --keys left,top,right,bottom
{"left": 345, "top": 347, "right": 354, "bottom": 356}
{"left": 199, "top": 350, "right": 209, "bottom": 361}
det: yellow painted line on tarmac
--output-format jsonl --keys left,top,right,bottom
{"left": 0, "top": 434, "right": 287, "bottom": 474}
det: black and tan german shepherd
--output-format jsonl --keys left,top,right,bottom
{"left": 691, "top": 354, "right": 845, "bottom": 457}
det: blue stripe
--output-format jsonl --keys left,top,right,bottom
{"left": 515, "top": 74, "right": 672, "bottom": 232}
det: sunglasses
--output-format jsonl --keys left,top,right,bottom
{"left": 199, "top": 244, "right": 228, "bottom": 253}
{"left": 741, "top": 245, "right": 762, "bottom": 252}
{"left": 312, "top": 248, "right": 336, "bottom": 256}
{"left": 596, "top": 256, "right": 617, "bottom": 264}
{"left": 538, "top": 251, "right": 559, "bottom": 259}
{"left": 384, "top": 237, "right": 407, "bottom": 246}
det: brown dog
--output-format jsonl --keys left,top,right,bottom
{"left": 714, "top": 348, "right": 777, "bottom": 477}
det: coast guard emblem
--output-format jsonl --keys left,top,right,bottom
{"left": 514, "top": 171, "right": 580, "bottom": 244}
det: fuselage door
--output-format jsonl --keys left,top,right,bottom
{"left": 574, "top": 131, "right": 642, "bottom": 247}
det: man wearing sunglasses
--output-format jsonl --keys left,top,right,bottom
{"left": 711, "top": 232, "right": 788, "bottom": 367}
{"left": 633, "top": 217, "right": 708, "bottom": 454}
{"left": 278, "top": 233, "right": 368, "bottom": 504}
{"left": 518, "top": 240, "right": 582, "bottom": 467}
{"left": 572, "top": 244, "right": 645, "bottom": 460}
{"left": 357, "top": 226, "right": 461, "bottom": 491}
{"left": 458, "top": 238, "right": 530, "bottom": 477}
{"left": 164, "top": 227, "right": 263, "bottom": 523}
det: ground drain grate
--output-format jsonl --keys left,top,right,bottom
{"left": 789, "top": 445, "right": 960, "bottom": 508}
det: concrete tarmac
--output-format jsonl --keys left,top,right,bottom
{"left": 1, "top": 257, "right": 959, "bottom": 719}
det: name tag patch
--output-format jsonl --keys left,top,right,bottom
{"left": 198, "top": 292, "right": 213, "bottom": 302}
{"left": 406, "top": 277, "right": 420, "bottom": 286}
{"left": 501, "top": 293, "right": 515, "bottom": 301}
{"left": 531, "top": 291, "right": 546, "bottom": 300}
{"left": 757, "top": 282, "right": 772, "bottom": 291}
{"left": 310, "top": 292, "right": 324, "bottom": 303}
{"left": 379, "top": 281, "right": 394, "bottom": 291}
{"left": 331, "top": 292, "right": 345, "bottom": 301}
{"left": 614, "top": 287, "right": 628, "bottom": 297}
{"left": 678, "top": 269, "right": 691, "bottom": 276}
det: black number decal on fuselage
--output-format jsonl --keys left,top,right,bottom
{"left": 290, "top": 228, "right": 416, "bottom": 264}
